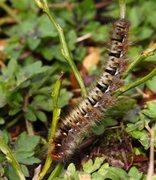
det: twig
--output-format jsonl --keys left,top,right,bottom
{"left": 145, "top": 123, "right": 155, "bottom": 180}
{"left": 34, "top": 0, "right": 87, "bottom": 97}
{"left": 124, "top": 43, "right": 156, "bottom": 78}
{"left": 39, "top": 73, "right": 63, "bottom": 180}
{"left": 115, "top": 68, "right": 156, "bottom": 96}
{"left": 95, "top": 1, "right": 112, "bottom": 9}
{"left": 48, "top": 163, "right": 64, "bottom": 180}
{"left": 32, "top": 165, "right": 42, "bottom": 180}
{"left": 76, "top": 33, "right": 92, "bottom": 43}
{"left": 5, "top": 115, "right": 21, "bottom": 129}
{"left": 23, "top": 95, "right": 35, "bottom": 136}
{"left": 0, "top": 1, "right": 21, "bottom": 24}
{"left": 0, "top": 136, "right": 25, "bottom": 180}
{"left": 48, "top": 1, "right": 73, "bottom": 9}
{"left": 119, "top": 0, "right": 126, "bottom": 19}
{"left": 0, "top": 16, "right": 16, "bottom": 25}
{"left": 25, "top": 119, "right": 34, "bottom": 136}
{"left": 135, "top": 87, "right": 149, "bottom": 99}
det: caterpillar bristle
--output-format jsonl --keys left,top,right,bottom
{"left": 50, "top": 18, "right": 130, "bottom": 163}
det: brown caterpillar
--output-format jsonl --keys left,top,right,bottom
{"left": 50, "top": 18, "right": 129, "bottom": 162}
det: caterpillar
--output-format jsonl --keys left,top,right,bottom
{"left": 50, "top": 18, "right": 130, "bottom": 162}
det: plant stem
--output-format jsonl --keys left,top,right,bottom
{"left": 49, "top": 73, "right": 63, "bottom": 143}
{"left": 146, "top": 123, "right": 155, "bottom": 180}
{"left": 119, "top": 0, "right": 126, "bottom": 19}
{"left": 39, "top": 154, "right": 52, "bottom": 180}
{"left": 48, "top": 163, "right": 64, "bottom": 180}
{"left": 124, "top": 43, "right": 156, "bottom": 78}
{"left": 39, "top": 73, "right": 63, "bottom": 180}
{"left": 0, "top": 1, "right": 21, "bottom": 24}
{"left": 0, "top": 136, "right": 25, "bottom": 180}
{"left": 5, "top": 115, "right": 21, "bottom": 129}
{"left": 23, "top": 95, "right": 35, "bottom": 136}
{"left": 0, "top": 16, "right": 15, "bottom": 25}
{"left": 35, "top": 0, "right": 87, "bottom": 97}
{"left": 115, "top": 68, "right": 156, "bottom": 96}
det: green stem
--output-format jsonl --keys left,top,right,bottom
{"left": 39, "top": 73, "right": 63, "bottom": 180}
{"left": 0, "top": 16, "right": 14, "bottom": 25}
{"left": 115, "top": 68, "right": 156, "bottom": 96}
{"left": 39, "top": 154, "right": 52, "bottom": 180}
{"left": 48, "top": 163, "right": 64, "bottom": 180}
{"left": 49, "top": 73, "right": 63, "bottom": 143}
{"left": 5, "top": 115, "right": 21, "bottom": 129}
{"left": 35, "top": 0, "right": 87, "bottom": 97}
{"left": 119, "top": 0, "right": 126, "bottom": 19}
{"left": 0, "top": 1, "right": 21, "bottom": 24}
{"left": 124, "top": 43, "right": 156, "bottom": 78}
{"left": 0, "top": 136, "right": 25, "bottom": 180}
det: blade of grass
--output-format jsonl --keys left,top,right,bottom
{"left": 0, "top": 136, "right": 25, "bottom": 180}
{"left": 39, "top": 73, "right": 63, "bottom": 180}
{"left": 34, "top": 0, "right": 87, "bottom": 97}
{"left": 115, "top": 68, "right": 156, "bottom": 96}
{"left": 48, "top": 163, "right": 64, "bottom": 180}
{"left": 124, "top": 43, "right": 156, "bottom": 78}
{"left": 0, "top": 0, "right": 21, "bottom": 24}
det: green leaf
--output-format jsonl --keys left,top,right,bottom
{"left": 83, "top": 159, "right": 93, "bottom": 173}
{"left": 142, "top": 102, "right": 156, "bottom": 119}
{"left": 26, "top": 37, "right": 41, "bottom": 50}
{"left": 104, "top": 167, "right": 129, "bottom": 180}
{"left": 3, "top": 41, "right": 24, "bottom": 60}
{"left": 66, "top": 30, "right": 77, "bottom": 50}
{"left": 38, "top": 15, "right": 57, "bottom": 38}
{"left": 92, "top": 26, "right": 109, "bottom": 42}
{"left": 15, "top": 132, "right": 40, "bottom": 152}
{"left": 129, "top": 6, "right": 142, "bottom": 28}
{"left": 1, "top": 59, "right": 18, "bottom": 79}
{"left": 32, "top": 95, "right": 52, "bottom": 111}
{"left": 66, "top": 163, "right": 76, "bottom": 175}
{"left": 75, "top": 0, "right": 95, "bottom": 21}
{"left": 0, "top": 86, "right": 7, "bottom": 108}
{"left": 41, "top": 47, "right": 54, "bottom": 61}
{"left": 0, "top": 130, "right": 10, "bottom": 144}
{"left": 92, "top": 172, "right": 105, "bottom": 180}
{"left": 57, "top": 89, "right": 73, "bottom": 108}
{"left": 130, "top": 130, "right": 150, "bottom": 149}
{"left": 14, "top": 132, "right": 40, "bottom": 165}
{"left": 74, "top": 47, "right": 86, "bottom": 62}
{"left": 126, "top": 119, "right": 145, "bottom": 132}
{"left": 92, "top": 163, "right": 129, "bottom": 180}
{"left": 0, "top": 152, "right": 6, "bottom": 162}
{"left": 97, "top": 163, "right": 109, "bottom": 176}
{"left": 128, "top": 166, "right": 143, "bottom": 180}
{"left": 9, "top": 0, "right": 36, "bottom": 11}
{"left": 21, "top": 165, "right": 29, "bottom": 177}
{"left": 24, "top": 106, "right": 37, "bottom": 122}
{"left": 83, "top": 157, "right": 105, "bottom": 174}
{"left": 36, "top": 111, "right": 47, "bottom": 122}
{"left": 49, "top": 45, "right": 65, "bottom": 62}
{"left": 0, "top": 117, "right": 5, "bottom": 125}
{"left": 16, "top": 156, "right": 40, "bottom": 165}
{"left": 7, "top": 165, "right": 20, "bottom": 180}
{"left": 16, "top": 61, "right": 49, "bottom": 85}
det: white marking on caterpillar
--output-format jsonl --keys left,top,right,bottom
{"left": 50, "top": 18, "right": 130, "bottom": 162}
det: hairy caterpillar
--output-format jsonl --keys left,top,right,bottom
{"left": 50, "top": 18, "right": 129, "bottom": 162}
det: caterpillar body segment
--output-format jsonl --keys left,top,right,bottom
{"left": 50, "top": 19, "right": 130, "bottom": 162}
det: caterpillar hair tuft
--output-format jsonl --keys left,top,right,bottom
{"left": 50, "top": 18, "right": 130, "bottom": 162}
